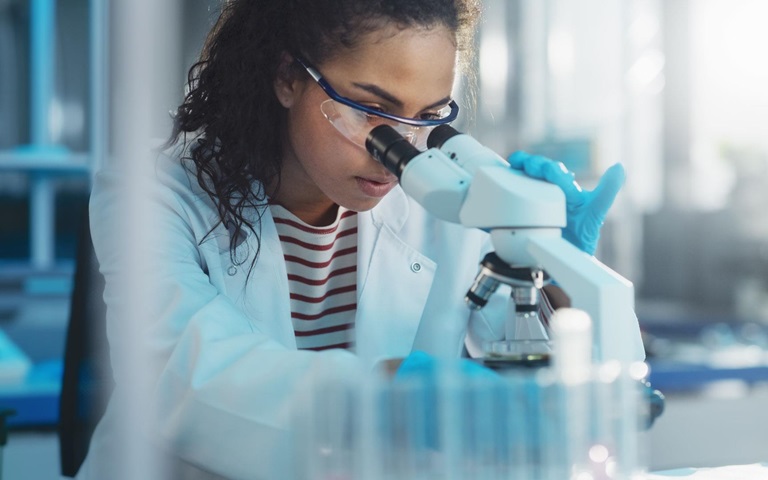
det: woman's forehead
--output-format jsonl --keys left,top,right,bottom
{"left": 319, "top": 25, "right": 458, "bottom": 102}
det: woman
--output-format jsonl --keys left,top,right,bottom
{"left": 79, "top": 0, "right": 642, "bottom": 478}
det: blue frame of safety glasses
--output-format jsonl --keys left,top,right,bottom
{"left": 295, "top": 56, "right": 460, "bottom": 127}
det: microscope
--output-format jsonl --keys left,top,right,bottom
{"left": 297, "top": 127, "right": 660, "bottom": 480}
{"left": 366, "top": 125, "right": 645, "bottom": 367}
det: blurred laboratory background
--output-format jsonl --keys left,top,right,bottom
{"left": 0, "top": 0, "right": 766, "bottom": 478}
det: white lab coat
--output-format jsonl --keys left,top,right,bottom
{"left": 77, "top": 152, "right": 511, "bottom": 479}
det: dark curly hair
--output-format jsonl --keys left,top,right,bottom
{"left": 168, "top": 0, "right": 482, "bottom": 271}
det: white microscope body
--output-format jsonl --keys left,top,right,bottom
{"left": 366, "top": 125, "right": 644, "bottom": 363}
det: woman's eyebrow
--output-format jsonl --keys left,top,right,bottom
{"left": 351, "top": 82, "right": 451, "bottom": 110}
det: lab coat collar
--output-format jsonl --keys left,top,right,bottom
{"left": 355, "top": 185, "right": 437, "bottom": 366}
{"left": 369, "top": 184, "right": 410, "bottom": 233}
{"left": 356, "top": 184, "right": 411, "bottom": 294}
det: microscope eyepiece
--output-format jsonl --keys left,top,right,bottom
{"left": 365, "top": 125, "right": 420, "bottom": 179}
{"left": 426, "top": 124, "right": 461, "bottom": 150}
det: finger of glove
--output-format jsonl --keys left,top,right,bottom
{"left": 588, "top": 163, "right": 626, "bottom": 221}
{"left": 396, "top": 351, "right": 435, "bottom": 378}
{"left": 508, "top": 151, "right": 583, "bottom": 204}
{"left": 508, "top": 150, "right": 536, "bottom": 170}
{"left": 564, "top": 222, "right": 599, "bottom": 255}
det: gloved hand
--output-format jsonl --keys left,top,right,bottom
{"left": 395, "top": 350, "right": 498, "bottom": 381}
{"left": 508, "top": 152, "right": 626, "bottom": 256}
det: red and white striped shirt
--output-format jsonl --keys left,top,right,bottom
{"left": 270, "top": 204, "right": 358, "bottom": 352}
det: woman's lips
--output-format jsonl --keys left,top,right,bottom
{"left": 355, "top": 176, "right": 397, "bottom": 198}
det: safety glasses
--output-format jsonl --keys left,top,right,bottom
{"left": 295, "top": 57, "right": 459, "bottom": 150}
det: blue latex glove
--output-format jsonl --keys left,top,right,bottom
{"left": 508, "top": 152, "right": 626, "bottom": 256}
{"left": 395, "top": 350, "right": 498, "bottom": 381}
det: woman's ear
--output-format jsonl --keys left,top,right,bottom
{"left": 274, "top": 52, "right": 299, "bottom": 108}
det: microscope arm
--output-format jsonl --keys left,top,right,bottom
{"left": 525, "top": 235, "right": 646, "bottom": 362}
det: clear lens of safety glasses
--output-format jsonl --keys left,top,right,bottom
{"left": 320, "top": 99, "right": 437, "bottom": 151}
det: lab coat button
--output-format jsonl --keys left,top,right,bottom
{"left": 410, "top": 262, "right": 422, "bottom": 273}
{"left": 227, "top": 266, "right": 237, "bottom": 276}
